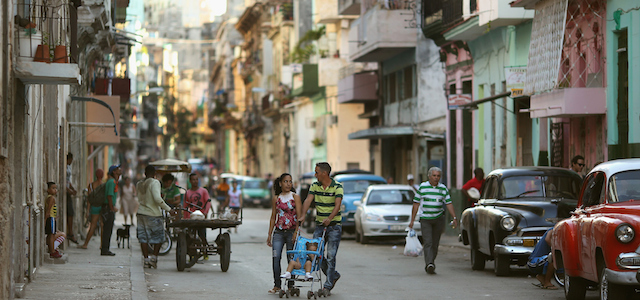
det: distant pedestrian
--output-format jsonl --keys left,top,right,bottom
{"left": 409, "top": 166, "right": 457, "bottom": 275}
{"left": 267, "top": 173, "right": 302, "bottom": 294}
{"left": 66, "top": 153, "right": 79, "bottom": 244}
{"left": 101, "top": 165, "right": 121, "bottom": 256}
{"left": 461, "top": 168, "right": 485, "bottom": 209}
{"left": 406, "top": 174, "right": 419, "bottom": 192}
{"left": 136, "top": 165, "right": 173, "bottom": 268}
{"left": 267, "top": 173, "right": 274, "bottom": 192}
{"left": 223, "top": 181, "right": 242, "bottom": 215}
{"left": 120, "top": 176, "right": 138, "bottom": 225}
{"left": 80, "top": 169, "right": 104, "bottom": 249}
{"left": 300, "top": 162, "right": 343, "bottom": 295}
{"left": 570, "top": 155, "right": 585, "bottom": 178}
{"left": 387, "top": 177, "right": 394, "bottom": 184}
{"left": 45, "top": 182, "right": 66, "bottom": 258}
{"left": 216, "top": 178, "right": 230, "bottom": 212}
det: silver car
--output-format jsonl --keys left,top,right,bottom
{"left": 354, "top": 185, "right": 421, "bottom": 244}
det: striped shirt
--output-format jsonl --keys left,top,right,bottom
{"left": 310, "top": 179, "right": 344, "bottom": 223}
{"left": 413, "top": 181, "right": 451, "bottom": 219}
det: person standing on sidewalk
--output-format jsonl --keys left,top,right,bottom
{"left": 80, "top": 169, "right": 104, "bottom": 249}
{"left": 300, "top": 162, "right": 343, "bottom": 295}
{"left": 266, "top": 173, "right": 302, "bottom": 294}
{"left": 66, "top": 153, "right": 79, "bottom": 244}
{"left": 136, "top": 165, "right": 172, "bottom": 268}
{"left": 119, "top": 177, "right": 138, "bottom": 225}
{"left": 461, "top": 168, "right": 484, "bottom": 209}
{"left": 101, "top": 165, "right": 121, "bottom": 256}
{"left": 408, "top": 166, "right": 457, "bottom": 275}
{"left": 45, "top": 182, "right": 66, "bottom": 258}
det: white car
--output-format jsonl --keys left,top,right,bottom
{"left": 354, "top": 185, "right": 421, "bottom": 244}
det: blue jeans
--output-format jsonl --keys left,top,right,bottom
{"left": 272, "top": 229, "right": 295, "bottom": 288}
{"left": 314, "top": 224, "right": 341, "bottom": 290}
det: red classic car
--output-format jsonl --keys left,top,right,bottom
{"left": 551, "top": 159, "right": 640, "bottom": 300}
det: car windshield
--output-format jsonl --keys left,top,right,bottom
{"left": 609, "top": 170, "right": 640, "bottom": 203}
{"left": 341, "top": 180, "right": 385, "bottom": 194}
{"left": 244, "top": 180, "right": 266, "bottom": 189}
{"left": 500, "top": 175, "right": 580, "bottom": 199}
{"left": 367, "top": 190, "right": 414, "bottom": 205}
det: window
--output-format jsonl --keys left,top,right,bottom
{"left": 449, "top": 83, "right": 456, "bottom": 96}
{"left": 388, "top": 72, "right": 396, "bottom": 103}
{"left": 403, "top": 66, "right": 414, "bottom": 100}
{"left": 609, "top": 170, "right": 640, "bottom": 203}
{"left": 482, "top": 177, "right": 498, "bottom": 199}
{"left": 581, "top": 173, "right": 605, "bottom": 207}
{"left": 367, "top": 189, "right": 415, "bottom": 205}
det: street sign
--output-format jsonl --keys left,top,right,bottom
{"left": 447, "top": 94, "right": 472, "bottom": 109}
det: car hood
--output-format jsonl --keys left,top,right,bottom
{"left": 342, "top": 194, "right": 364, "bottom": 211}
{"left": 480, "top": 198, "right": 578, "bottom": 227}
{"left": 364, "top": 204, "right": 413, "bottom": 216}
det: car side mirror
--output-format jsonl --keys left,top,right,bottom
{"left": 353, "top": 201, "right": 362, "bottom": 207}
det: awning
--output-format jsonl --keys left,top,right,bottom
{"left": 457, "top": 91, "right": 513, "bottom": 109}
{"left": 348, "top": 126, "right": 415, "bottom": 140}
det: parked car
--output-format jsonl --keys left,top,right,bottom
{"left": 459, "top": 167, "right": 582, "bottom": 276}
{"left": 240, "top": 176, "right": 271, "bottom": 208}
{"left": 334, "top": 173, "right": 387, "bottom": 234}
{"left": 551, "top": 159, "right": 640, "bottom": 300}
{"left": 354, "top": 185, "right": 421, "bottom": 244}
{"left": 298, "top": 172, "right": 316, "bottom": 233}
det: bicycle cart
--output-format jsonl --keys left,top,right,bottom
{"left": 167, "top": 213, "right": 242, "bottom": 272}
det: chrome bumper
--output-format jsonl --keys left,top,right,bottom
{"left": 494, "top": 244, "right": 533, "bottom": 256}
{"left": 604, "top": 268, "right": 640, "bottom": 285}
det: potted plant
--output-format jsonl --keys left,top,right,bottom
{"left": 312, "top": 137, "right": 324, "bottom": 147}
{"left": 53, "top": 39, "right": 68, "bottom": 63}
{"left": 33, "top": 32, "right": 51, "bottom": 62}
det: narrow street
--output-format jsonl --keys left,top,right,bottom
{"left": 143, "top": 208, "right": 601, "bottom": 299}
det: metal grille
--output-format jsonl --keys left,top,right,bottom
{"left": 383, "top": 216, "right": 410, "bottom": 222}
{"left": 558, "top": 0, "right": 605, "bottom": 88}
{"left": 550, "top": 122, "right": 564, "bottom": 167}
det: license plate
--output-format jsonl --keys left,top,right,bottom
{"left": 388, "top": 225, "right": 405, "bottom": 231}
{"left": 253, "top": 199, "right": 261, "bottom": 205}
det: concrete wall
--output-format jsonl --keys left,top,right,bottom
{"left": 415, "top": 35, "right": 447, "bottom": 133}
{"left": 293, "top": 99, "right": 316, "bottom": 176}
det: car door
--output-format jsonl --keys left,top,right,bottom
{"left": 477, "top": 176, "right": 499, "bottom": 254}
{"left": 577, "top": 172, "right": 606, "bottom": 280}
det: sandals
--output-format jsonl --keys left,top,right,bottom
{"left": 532, "top": 282, "right": 558, "bottom": 290}
{"left": 268, "top": 287, "right": 281, "bottom": 294}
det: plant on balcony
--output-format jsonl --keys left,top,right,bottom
{"left": 290, "top": 26, "right": 326, "bottom": 63}
{"left": 312, "top": 137, "right": 324, "bottom": 147}
{"left": 33, "top": 31, "right": 51, "bottom": 62}
{"left": 53, "top": 38, "right": 68, "bottom": 63}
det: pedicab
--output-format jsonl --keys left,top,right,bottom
{"left": 149, "top": 159, "right": 242, "bottom": 272}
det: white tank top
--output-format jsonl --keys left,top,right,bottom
{"left": 228, "top": 188, "right": 242, "bottom": 207}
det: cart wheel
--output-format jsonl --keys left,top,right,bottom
{"left": 279, "top": 289, "right": 285, "bottom": 298}
{"left": 158, "top": 230, "right": 172, "bottom": 256}
{"left": 307, "top": 291, "right": 313, "bottom": 299}
{"left": 219, "top": 232, "right": 231, "bottom": 272}
{"left": 295, "top": 288, "right": 300, "bottom": 297}
{"left": 317, "top": 289, "right": 323, "bottom": 297}
{"left": 314, "top": 293, "right": 317, "bottom": 299}
{"left": 176, "top": 232, "right": 187, "bottom": 271}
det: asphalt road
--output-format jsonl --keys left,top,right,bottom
{"left": 142, "top": 208, "right": 601, "bottom": 300}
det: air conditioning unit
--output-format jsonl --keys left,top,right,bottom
{"left": 329, "top": 115, "right": 338, "bottom": 125}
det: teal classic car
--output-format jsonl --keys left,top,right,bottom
{"left": 239, "top": 176, "right": 271, "bottom": 208}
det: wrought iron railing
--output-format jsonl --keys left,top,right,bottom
{"left": 441, "top": 0, "right": 463, "bottom": 28}
{"left": 15, "top": 1, "right": 73, "bottom": 63}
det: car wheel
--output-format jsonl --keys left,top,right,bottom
{"left": 600, "top": 267, "right": 631, "bottom": 300}
{"left": 355, "top": 229, "right": 361, "bottom": 243}
{"left": 494, "top": 254, "right": 510, "bottom": 276}
{"left": 470, "top": 248, "right": 486, "bottom": 271}
{"left": 564, "top": 272, "right": 587, "bottom": 300}
{"left": 360, "top": 231, "right": 370, "bottom": 244}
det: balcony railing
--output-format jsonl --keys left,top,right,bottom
{"left": 442, "top": 0, "right": 463, "bottom": 28}
{"left": 15, "top": 1, "right": 74, "bottom": 63}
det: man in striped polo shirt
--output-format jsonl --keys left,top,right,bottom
{"left": 409, "top": 167, "right": 457, "bottom": 274}
{"left": 301, "top": 162, "right": 343, "bottom": 295}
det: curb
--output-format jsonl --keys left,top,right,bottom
{"left": 130, "top": 234, "right": 148, "bottom": 300}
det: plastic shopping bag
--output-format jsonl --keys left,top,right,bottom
{"left": 403, "top": 229, "right": 423, "bottom": 257}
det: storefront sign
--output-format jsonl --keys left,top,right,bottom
{"left": 447, "top": 94, "right": 472, "bottom": 109}
{"left": 505, "top": 66, "right": 527, "bottom": 97}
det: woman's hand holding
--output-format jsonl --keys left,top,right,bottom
{"left": 267, "top": 234, "right": 272, "bottom": 247}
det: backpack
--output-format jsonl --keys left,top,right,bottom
{"left": 88, "top": 183, "right": 107, "bottom": 207}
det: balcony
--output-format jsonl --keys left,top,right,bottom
{"left": 477, "top": 0, "right": 533, "bottom": 27}
{"left": 339, "top": 0, "right": 361, "bottom": 15}
{"left": 527, "top": 88, "right": 606, "bottom": 118}
{"left": 291, "top": 64, "right": 320, "bottom": 97}
{"left": 272, "top": 2, "right": 294, "bottom": 27}
{"left": 14, "top": 1, "right": 80, "bottom": 84}
{"left": 316, "top": 0, "right": 341, "bottom": 23}
{"left": 348, "top": 4, "right": 417, "bottom": 62}
{"left": 338, "top": 62, "right": 378, "bottom": 103}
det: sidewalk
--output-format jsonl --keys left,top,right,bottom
{"left": 22, "top": 213, "right": 147, "bottom": 300}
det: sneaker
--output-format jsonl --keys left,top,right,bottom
{"left": 49, "top": 251, "right": 62, "bottom": 259}
{"left": 321, "top": 288, "right": 331, "bottom": 297}
{"left": 280, "top": 272, "right": 291, "bottom": 279}
{"left": 426, "top": 263, "right": 435, "bottom": 274}
{"left": 144, "top": 259, "right": 151, "bottom": 268}
{"left": 305, "top": 272, "right": 313, "bottom": 280}
{"left": 332, "top": 273, "right": 341, "bottom": 288}
{"left": 150, "top": 257, "right": 157, "bottom": 269}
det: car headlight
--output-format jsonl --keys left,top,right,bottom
{"left": 501, "top": 216, "right": 516, "bottom": 231}
{"left": 616, "top": 224, "right": 635, "bottom": 244}
{"left": 340, "top": 204, "right": 346, "bottom": 212}
{"left": 365, "top": 213, "right": 383, "bottom": 222}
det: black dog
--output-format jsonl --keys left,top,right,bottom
{"left": 116, "top": 224, "right": 131, "bottom": 249}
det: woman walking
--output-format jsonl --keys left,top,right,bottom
{"left": 266, "top": 173, "right": 302, "bottom": 294}
{"left": 80, "top": 169, "right": 104, "bottom": 249}
{"left": 120, "top": 177, "right": 138, "bottom": 225}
